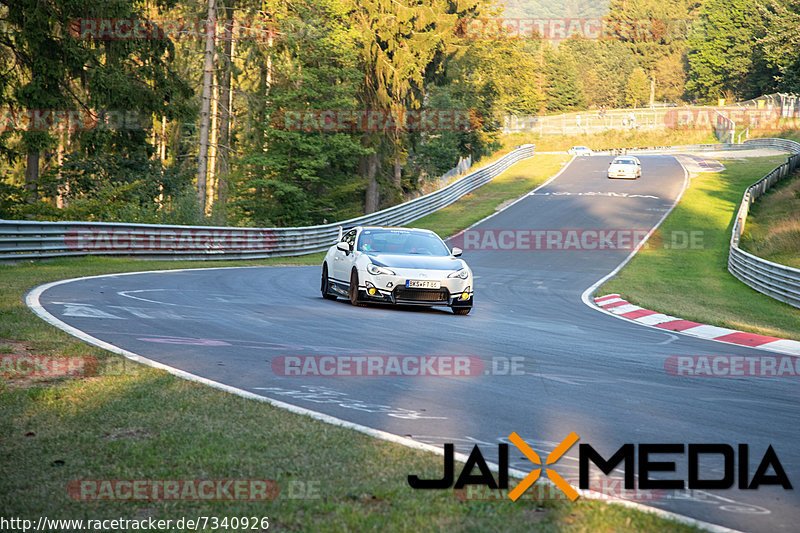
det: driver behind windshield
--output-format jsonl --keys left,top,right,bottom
{"left": 403, "top": 235, "right": 430, "bottom": 254}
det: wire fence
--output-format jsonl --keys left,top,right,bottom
{"left": 504, "top": 94, "right": 800, "bottom": 137}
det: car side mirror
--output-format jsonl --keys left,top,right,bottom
{"left": 337, "top": 241, "right": 351, "bottom": 253}
{"left": 451, "top": 247, "right": 462, "bottom": 257}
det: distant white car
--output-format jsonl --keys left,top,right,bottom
{"left": 568, "top": 146, "right": 593, "bottom": 156}
{"left": 321, "top": 226, "right": 474, "bottom": 314}
{"left": 607, "top": 156, "right": 642, "bottom": 179}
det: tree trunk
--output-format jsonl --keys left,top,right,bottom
{"left": 215, "top": 6, "right": 234, "bottom": 215}
{"left": 265, "top": 23, "right": 273, "bottom": 99}
{"left": 197, "top": 0, "right": 217, "bottom": 214}
{"left": 209, "top": 69, "right": 219, "bottom": 213}
{"left": 650, "top": 75, "right": 656, "bottom": 107}
{"left": 363, "top": 151, "right": 380, "bottom": 213}
{"left": 393, "top": 156, "right": 402, "bottom": 189}
{"left": 25, "top": 150, "right": 39, "bottom": 203}
{"left": 160, "top": 116, "right": 167, "bottom": 161}
{"left": 56, "top": 130, "right": 68, "bottom": 208}
{"left": 156, "top": 116, "right": 167, "bottom": 208}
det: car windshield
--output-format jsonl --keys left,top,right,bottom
{"left": 357, "top": 229, "right": 451, "bottom": 256}
{"left": 614, "top": 159, "right": 636, "bottom": 165}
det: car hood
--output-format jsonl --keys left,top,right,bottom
{"left": 366, "top": 253, "right": 466, "bottom": 271}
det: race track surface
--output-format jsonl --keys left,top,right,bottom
{"left": 32, "top": 155, "right": 800, "bottom": 532}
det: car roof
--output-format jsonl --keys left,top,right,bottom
{"left": 353, "top": 226, "right": 437, "bottom": 234}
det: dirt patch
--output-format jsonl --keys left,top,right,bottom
{"left": 0, "top": 338, "right": 97, "bottom": 389}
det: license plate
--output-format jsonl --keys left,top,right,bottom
{"left": 406, "top": 280, "right": 440, "bottom": 289}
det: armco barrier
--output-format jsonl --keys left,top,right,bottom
{"left": 728, "top": 138, "right": 800, "bottom": 308}
{"left": 592, "top": 139, "right": 796, "bottom": 156}
{"left": 0, "top": 144, "right": 535, "bottom": 261}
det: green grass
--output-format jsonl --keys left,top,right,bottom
{"left": 601, "top": 155, "right": 800, "bottom": 340}
{"left": 0, "top": 363, "right": 703, "bottom": 531}
{"left": 751, "top": 127, "right": 800, "bottom": 144}
{"left": 740, "top": 169, "right": 800, "bottom": 268}
{"left": 0, "top": 155, "right": 703, "bottom": 532}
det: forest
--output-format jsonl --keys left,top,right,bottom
{"left": 0, "top": 0, "right": 798, "bottom": 227}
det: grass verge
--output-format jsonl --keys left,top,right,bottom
{"left": 600, "top": 155, "right": 800, "bottom": 340}
{"left": 740, "top": 169, "right": 800, "bottom": 269}
{"left": 0, "top": 153, "right": 702, "bottom": 532}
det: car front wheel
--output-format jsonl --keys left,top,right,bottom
{"left": 349, "top": 269, "right": 364, "bottom": 306}
{"left": 321, "top": 264, "right": 337, "bottom": 300}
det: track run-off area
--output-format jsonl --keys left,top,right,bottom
{"left": 28, "top": 154, "right": 800, "bottom": 533}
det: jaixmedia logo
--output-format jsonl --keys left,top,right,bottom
{"left": 408, "top": 433, "right": 792, "bottom": 501}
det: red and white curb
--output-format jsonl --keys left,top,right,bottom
{"left": 594, "top": 294, "right": 800, "bottom": 355}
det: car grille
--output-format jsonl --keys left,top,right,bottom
{"left": 394, "top": 287, "right": 449, "bottom": 302}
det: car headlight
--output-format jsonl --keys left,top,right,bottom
{"left": 448, "top": 268, "right": 469, "bottom": 279}
{"left": 367, "top": 263, "right": 395, "bottom": 276}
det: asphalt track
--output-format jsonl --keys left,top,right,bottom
{"left": 30, "top": 155, "right": 800, "bottom": 532}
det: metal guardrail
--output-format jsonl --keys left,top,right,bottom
{"left": 5, "top": 136, "right": 800, "bottom": 310}
{"left": 593, "top": 139, "right": 800, "bottom": 156}
{"left": 0, "top": 144, "right": 536, "bottom": 261}
{"left": 728, "top": 138, "right": 800, "bottom": 308}
{"left": 405, "top": 155, "right": 473, "bottom": 201}
{"left": 592, "top": 142, "right": 755, "bottom": 155}
{"left": 714, "top": 109, "right": 735, "bottom": 143}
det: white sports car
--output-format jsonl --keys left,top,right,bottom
{"left": 568, "top": 145, "right": 593, "bottom": 156}
{"left": 607, "top": 156, "right": 642, "bottom": 179}
{"left": 321, "top": 226, "right": 474, "bottom": 314}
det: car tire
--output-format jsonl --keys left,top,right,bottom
{"left": 453, "top": 307, "right": 471, "bottom": 315}
{"left": 321, "top": 264, "right": 337, "bottom": 300}
{"left": 349, "top": 269, "right": 365, "bottom": 306}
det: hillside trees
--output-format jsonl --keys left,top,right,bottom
{"left": 686, "top": 0, "right": 772, "bottom": 101}
{"left": 0, "top": 0, "right": 194, "bottom": 220}
{"left": 1, "top": 0, "right": 798, "bottom": 226}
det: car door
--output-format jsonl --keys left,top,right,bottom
{"left": 331, "top": 229, "right": 357, "bottom": 283}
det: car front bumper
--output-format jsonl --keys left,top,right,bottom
{"left": 607, "top": 171, "right": 638, "bottom": 179}
{"left": 360, "top": 268, "right": 473, "bottom": 308}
